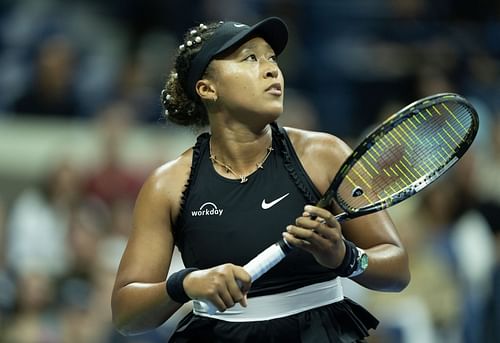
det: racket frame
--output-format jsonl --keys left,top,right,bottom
{"left": 317, "top": 93, "right": 479, "bottom": 219}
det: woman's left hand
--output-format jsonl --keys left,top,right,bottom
{"left": 282, "top": 205, "right": 346, "bottom": 269}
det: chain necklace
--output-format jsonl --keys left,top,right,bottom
{"left": 209, "top": 139, "right": 273, "bottom": 183}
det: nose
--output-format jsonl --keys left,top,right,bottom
{"left": 265, "top": 68, "right": 278, "bottom": 79}
{"left": 263, "top": 61, "right": 279, "bottom": 79}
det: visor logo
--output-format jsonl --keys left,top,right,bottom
{"left": 233, "top": 23, "right": 248, "bottom": 28}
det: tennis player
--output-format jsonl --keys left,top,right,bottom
{"left": 111, "top": 17, "right": 410, "bottom": 342}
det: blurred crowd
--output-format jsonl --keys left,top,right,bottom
{"left": 0, "top": 0, "right": 499, "bottom": 342}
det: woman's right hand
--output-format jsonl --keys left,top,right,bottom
{"left": 183, "top": 264, "right": 252, "bottom": 312}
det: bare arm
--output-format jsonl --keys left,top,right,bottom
{"left": 111, "top": 159, "right": 185, "bottom": 335}
{"left": 283, "top": 128, "right": 410, "bottom": 292}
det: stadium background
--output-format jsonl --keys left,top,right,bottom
{"left": 0, "top": 1, "right": 499, "bottom": 342}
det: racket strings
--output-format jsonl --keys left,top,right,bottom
{"left": 337, "top": 101, "right": 475, "bottom": 211}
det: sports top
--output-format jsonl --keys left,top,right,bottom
{"left": 173, "top": 123, "right": 337, "bottom": 296}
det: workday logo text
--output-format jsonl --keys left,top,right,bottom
{"left": 191, "top": 202, "right": 224, "bottom": 217}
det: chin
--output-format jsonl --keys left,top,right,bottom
{"left": 264, "top": 107, "right": 283, "bottom": 122}
{"left": 267, "top": 102, "right": 284, "bottom": 115}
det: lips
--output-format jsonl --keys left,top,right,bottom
{"left": 265, "top": 83, "right": 282, "bottom": 96}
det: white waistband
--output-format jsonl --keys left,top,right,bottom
{"left": 192, "top": 278, "right": 344, "bottom": 322}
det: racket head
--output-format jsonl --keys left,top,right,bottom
{"left": 319, "top": 93, "right": 479, "bottom": 219}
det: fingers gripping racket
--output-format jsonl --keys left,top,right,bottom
{"left": 195, "top": 93, "right": 479, "bottom": 314}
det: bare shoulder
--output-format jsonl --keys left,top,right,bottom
{"left": 136, "top": 148, "right": 193, "bottom": 223}
{"left": 283, "top": 127, "right": 351, "bottom": 160}
{"left": 282, "top": 127, "right": 352, "bottom": 194}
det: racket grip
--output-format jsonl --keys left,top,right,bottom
{"left": 192, "top": 298, "right": 219, "bottom": 315}
{"left": 244, "top": 239, "right": 291, "bottom": 281}
{"left": 194, "top": 239, "right": 292, "bottom": 315}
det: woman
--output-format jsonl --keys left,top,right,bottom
{"left": 111, "top": 17, "right": 410, "bottom": 342}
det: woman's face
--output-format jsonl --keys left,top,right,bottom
{"left": 206, "top": 37, "right": 284, "bottom": 120}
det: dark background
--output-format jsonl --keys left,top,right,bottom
{"left": 0, "top": 1, "right": 499, "bottom": 342}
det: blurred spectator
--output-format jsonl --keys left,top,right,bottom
{"left": 65, "top": 201, "right": 107, "bottom": 281}
{"left": 366, "top": 179, "right": 462, "bottom": 343}
{"left": 474, "top": 113, "right": 500, "bottom": 204}
{"left": 58, "top": 200, "right": 113, "bottom": 343}
{"left": 83, "top": 101, "right": 143, "bottom": 206}
{"left": 0, "top": 195, "right": 7, "bottom": 265}
{"left": 9, "top": 34, "right": 80, "bottom": 117}
{"left": 478, "top": 201, "right": 500, "bottom": 343}
{"left": 463, "top": 52, "right": 500, "bottom": 112}
{"left": 112, "top": 49, "right": 165, "bottom": 123}
{"left": 5, "top": 160, "right": 82, "bottom": 278}
{"left": 0, "top": 195, "right": 17, "bottom": 326}
{"left": 3, "top": 273, "right": 61, "bottom": 342}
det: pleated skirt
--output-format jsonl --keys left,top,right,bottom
{"left": 168, "top": 298, "right": 379, "bottom": 343}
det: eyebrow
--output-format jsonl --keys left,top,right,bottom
{"left": 239, "top": 41, "right": 274, "bottom": 54}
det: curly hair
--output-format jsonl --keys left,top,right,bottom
{"left": 161, "top": 22, "right": 223, "bottom": 128}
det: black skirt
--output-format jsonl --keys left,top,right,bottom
{"left": 168, "top": 298, "right": 379, "bottom": 343}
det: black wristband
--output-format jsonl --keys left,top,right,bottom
{"left": 332, "top": 239, "right": 358, "bottom": 277}
{"left": 166, "top": 268, "right": 199, "bottom": 304}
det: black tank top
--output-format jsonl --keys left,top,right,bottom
{"left": 174, "top": 123, "right": 337, "bottom": 296}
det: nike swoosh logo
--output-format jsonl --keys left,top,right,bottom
{"left": 261, "top": 193, "right": 290, "bottom": 210}
{"left": 233, "top": 23, "right": 248, "bottom": 28}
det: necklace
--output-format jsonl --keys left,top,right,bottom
{"left": 209, "top": 139, "right": 273, "bottom": 183}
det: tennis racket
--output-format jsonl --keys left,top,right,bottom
{"left": 194, "top": 92, "right": 479, "bottom": 314}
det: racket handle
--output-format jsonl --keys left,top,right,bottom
{"left": 192, "top": 297, "right": 219, "bottom": 315}
{"left": 194, "top": 239, "right": 292, "bottom": 315}
{"left": 244, "top": 239, "right": 292, "bottom": 282}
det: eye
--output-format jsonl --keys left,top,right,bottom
{"left": 243, "top": 54, "right": 257, "bottom": 61}
{"left": 269, "top": 55, "right": 278, "bottom": 63}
